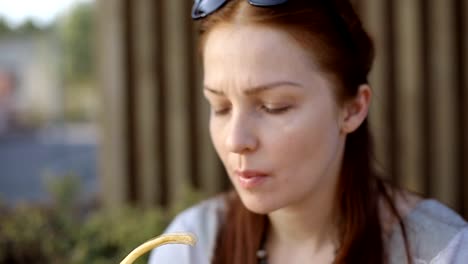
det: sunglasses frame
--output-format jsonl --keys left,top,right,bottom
{"left": 192, "top": 0, "right": 288, "bottom": 20}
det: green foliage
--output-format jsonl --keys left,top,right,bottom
{"left": 45, "top": 173, "right": 81, "bottom": 212}
{"left": 0, "top": 17, "right": 49, "bottom": 37}
{"left": 0, "top": 3, "right": 98, "bottom": 122}
{"left": 0, "top": 204, "right": 73, "bottom": 263}
{"left": 16, "top": 19, "right": 43, "bottom": 35}
{"left": 0, "top": 17, "right": 12, "bottom": 35}
{"left": 58, "top": 2, "right": 95, "bottom": 85}
{"left": 0, "top": 175, "right": 205, "bottom": 264}
{"left": 0, "top": 204, "right": 169, "bottom": 264}
{"left": 71, "top": 206, "right": 168, "bottom": 264}
{"left": 54, "top": 2, "right": 97, "bottom": 122}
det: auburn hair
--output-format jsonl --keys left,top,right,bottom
{"left": 195, "top": 0, "right": 411, "bottom": 263}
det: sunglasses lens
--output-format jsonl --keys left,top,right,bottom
{"left": 192, "top": 0, "right": 228, "bottom": 19}
{"left": 192, "top": 0, "right": 288, "bottom": 19}
{"left": 249, "top": 0, "right": 288, "bottom": 6}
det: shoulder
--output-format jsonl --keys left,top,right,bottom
{"left": 388, "top": 199, "right": 468, "bottom": 264}
{"left": 167, "top": 196, "right": 226, "bottom": 233}
{"left": 148, "top": 196, "right": 226, "bottom": 264}
{"left": 431, "top": 227, "right": 468, "bottom": 263}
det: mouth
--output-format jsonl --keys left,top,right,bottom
{"left": 234, "top": 170, "right": 270, "bottom": 189}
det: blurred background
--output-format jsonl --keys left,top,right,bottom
{"left": 0, "top": 0, "right": 466, "bottom": 263}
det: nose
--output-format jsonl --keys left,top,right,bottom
{"left": 225, "top": 113, "right": 258, "bottom": 154}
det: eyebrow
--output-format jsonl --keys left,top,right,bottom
{"left": 204, "top": 81, "right": 303, "bottom": 96}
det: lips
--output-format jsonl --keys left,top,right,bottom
{"left": 234, "top": 170, "right": 269, "bottom": 189}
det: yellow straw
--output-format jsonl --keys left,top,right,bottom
{"left": 120, "top": 233, "right": 197, "bottom": 264}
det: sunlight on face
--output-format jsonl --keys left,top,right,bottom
{"left": 203, "top": 24, "right": 347, "bottom": 214}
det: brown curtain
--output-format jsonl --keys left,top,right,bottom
{"left": 97, "top": 0, "right": 468, "bottom": 218}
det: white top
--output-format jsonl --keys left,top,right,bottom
{"left": 148, "top": 198, "right": 468, "bottom": 264}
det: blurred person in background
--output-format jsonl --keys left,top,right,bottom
{"left": 0, "top": 71, "right": 14, "bottom": 134}
{"left": 149, "top": 0, "right": 468, "bottom": 263}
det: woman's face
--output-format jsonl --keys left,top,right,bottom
{"left": 203, "top": 24, "right": 347, "bottom": 214}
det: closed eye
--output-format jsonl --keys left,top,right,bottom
{"left": 260, "top": 105, "right": 291, "bottom": 114}
{"left": 212, "top": 106, "right": 231, "bottom": 116}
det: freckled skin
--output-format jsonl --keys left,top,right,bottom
{"left": 203, "top": 24, "right": 347, "bottom": 215}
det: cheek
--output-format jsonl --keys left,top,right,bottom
{"left": 209, "top": 120, "right": 220, "bottom": 149}
{"left": 209, "top": 120, "right": 226, "bottom": 159}
{"left": 274, "top": 108, "right": 341, "bottom": 170}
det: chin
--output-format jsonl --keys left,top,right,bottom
{"left": 237, "top": 191, "right": 280, "bottom": 215}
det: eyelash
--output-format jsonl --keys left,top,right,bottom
{"left": 212, "top": 105, "right": 291, "bottom": 116}
{"left": 213, "top": 107, "right": 230, "bottom": 116}
{"left": 260, "top": 105, "right": 291, "bottom": 114}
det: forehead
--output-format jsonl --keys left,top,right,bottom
{"left": 202, "top": 23, "right": 321, "bottom": 88}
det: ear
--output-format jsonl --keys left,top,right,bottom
{"left": 340, "top": 84, "right": 371, "bottom": 134}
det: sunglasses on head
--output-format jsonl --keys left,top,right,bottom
{"left": 192, "top": 0, "right": 288, "bottom": 20}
